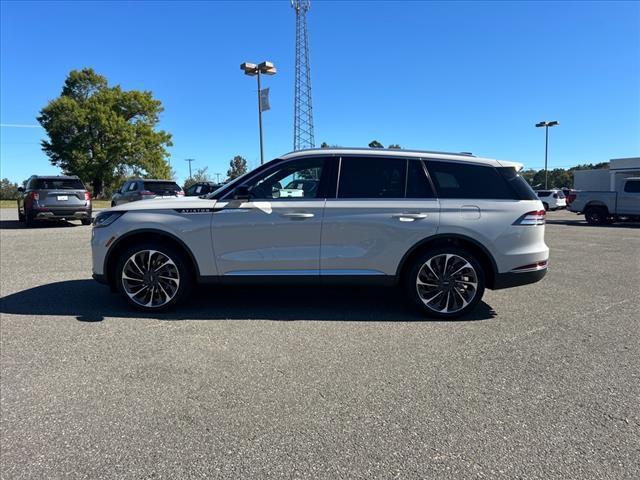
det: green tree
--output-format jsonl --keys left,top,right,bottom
{"left": 184, "top": 166, "right": 212, "bottom": 190}
{"left": 37, "top": 68, "right": 173, "bottom": 197}
{"left": 368, "top": 140, "right": 384, "bottom": 148}
{"left": 227, "top": 155, "right": 248, "bottom": 180}
{"left": 320, "top": 142, "right": 329, "bottom": 149}
{"left": 387, "top": 144, "right": 402, "bottom": 149}
{"left": 0, "top": 178, "right": 20, "bottom": 200}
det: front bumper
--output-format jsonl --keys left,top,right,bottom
{"left": 493, "top": 267, "right": 547, "bottom": 289}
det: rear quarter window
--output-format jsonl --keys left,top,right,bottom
{"left": 624, "top": 180, "right": 640, "bottom": 193}
{"left": 425, "top": 161, "right": 518, "bottom": 200}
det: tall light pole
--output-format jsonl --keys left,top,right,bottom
{"left": 185, "top": 158, "right": 195, "bottom": 179}
{"left": 241, "top": 61, "right": 277, "bottom": 165}
{"left": 535, "top": 121, "right": 559, "bottom": 189}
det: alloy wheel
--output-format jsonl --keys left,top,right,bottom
{"left": 416, "top": 253, "right": 478, "bottom": 314}
{"left": 121, "top": 250, "right": 180, "bottom": 308}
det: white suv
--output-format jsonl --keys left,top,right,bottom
{"left": 536, "top": 189, "right": 567, "bottom": 211}
{"left": 91, "top": 148, "right": 549, "bottom": 319}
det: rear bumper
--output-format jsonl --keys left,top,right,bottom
{"left": 492, "top": 267, "right": 547, "bottom": 290}
{"left": 32, "top": 207, "right": 92, "bottom": 220}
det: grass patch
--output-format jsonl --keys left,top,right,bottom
{"left": 0, "top": 199, "right": 111, "bottom": 209}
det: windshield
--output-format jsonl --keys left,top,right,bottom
{"left": 143, "top": 181, "right": 181, "bottom": 193}
{"left": 206, "top": 165, "right": 265, "bottom": 199}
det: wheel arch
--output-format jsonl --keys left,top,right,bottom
{"left": 584, "top": 201, "right": 609, "bottom": 212}
{"left": 103, "top": 229, "right": 200, "bottom": 290}
{"left": 396, "top": 234, "right": 498, "bottom": 289}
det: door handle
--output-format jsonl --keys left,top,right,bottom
{"left": 281, "top": 212, "right": 315, "bottom": 219}
{"left": 393, "top": 213, "right": 428, "bottom": 221}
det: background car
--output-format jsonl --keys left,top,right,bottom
{"left": 536, "top": 189, "right": 567, "bottom": 210}
{"left": 17, "top": 175, "right": 92, "bottom": 226}
{"left": 111, "top": 179, "right": 184, "bottom": 206}
{"left": 184, "top": 182, "right": 221, "bottom": 197}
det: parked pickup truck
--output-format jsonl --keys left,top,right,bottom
{"left": 569, "top": 177, "right": 640, "bottom": 225}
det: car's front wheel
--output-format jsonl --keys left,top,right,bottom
{"left": 406, "top": 248, "right": 485, "bottom": 319}
{"left": 115, "top": 244, "right": 192, "bottom": 311}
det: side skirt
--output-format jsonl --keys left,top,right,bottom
{"left": 198, "top": 275, "right": 398, "bottom": 287}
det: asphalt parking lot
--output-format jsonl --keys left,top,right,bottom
{"left": 1, "top": 208, "right": 638, "bottom": 479}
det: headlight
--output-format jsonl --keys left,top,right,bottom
{"left": 93, "top": 211, "right": 124, "bottom": 228}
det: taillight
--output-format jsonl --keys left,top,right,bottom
{"left": 84, "top": 191, "right": 91, "bottom": 201}
{"left": 512, "top": 260, "right": 548, "bottom": 271}
{"left": 30, "top": 192, "right": 39, "bottom": 201}
{"left": 513, "top": 210, "right": 545, "bottom": 225}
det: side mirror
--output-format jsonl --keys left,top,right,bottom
{"left": 233, "top": 185, "right": 251, "bottom": 201}
{"left": 18, "top": 187, "right": 25, "bottom": 193}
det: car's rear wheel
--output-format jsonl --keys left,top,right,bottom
{"left": 18, "top": 206, "right": 25, "bottom": 222}
{"left": 584, "top": 206, "right": 608, "bottom": 225}
{"left": 115, "top": 244, "right": 192, "bottom": 311}
{"left": 406, "top": 248, "right": 485, "bottom": 319}
{"left": 81, "top": 218, "right": 92, "bottom": 225}
{"left": 24, "top": 210, "right": 35, "bottom": 227}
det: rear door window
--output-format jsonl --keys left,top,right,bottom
{"left": 406, "top": 160, "right": 435, "bottom": 198}
{"left": 338, "top": 156, "right": 405, "bottom": 198}
{"left": 426, "top": 161, "right": 515, "bottom": 199}
{"left": 34, "top": 178, "right": 85, "bottom": 190}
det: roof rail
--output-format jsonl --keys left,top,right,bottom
{"left": 281, "top": 147, "right": 475, "bottom": 157}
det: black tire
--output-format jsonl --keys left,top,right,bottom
{"left": 405, "top": 247, "right": 486, "bottom": 320}
{"left": 585, "top": 206, "right": 608, "bottom": 225}
{"left": 542, "top": 202, "right": 549, "bottom": 211}
{"left": 18, "top": 206, "right": 25, "bottom": 222}
{"left": 24, "top": 209, "right": 36, "bottom": 228}
{"left": 81, "top": 218, "right": 92, "bottom": 225}
{"left": 115, "top": 243, "right": 193, "bottom": 312}
{"left": 111, "top": 201, "right": 116, "bottom": 207}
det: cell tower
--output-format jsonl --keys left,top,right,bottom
{"left": 291, "top": 0, "right": 315, "bottom": 150}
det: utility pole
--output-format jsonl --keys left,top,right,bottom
{"left": 291, "top": 0, "right": 315, "bottom": 150}
{"left": 535, "top": 121, "right": 559, "bottom": 189}
{"left": 185, "top": 158, "right": 195, "bottom": 178}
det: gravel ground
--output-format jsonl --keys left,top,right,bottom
{"left": 1, "top": 208, "right": 639, "bottom": 479}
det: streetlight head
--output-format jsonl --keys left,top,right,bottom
{"left": 240, "top": 62, "right": 258, "bottom": 75}
{"left": 548, "top": 121, "right": 559, "bottom": 127}
{"left": 258, "top": 61, "right": 277, "bottom": 75}
{"left": 535, "top": 121, "right": 547, "bottom": 128}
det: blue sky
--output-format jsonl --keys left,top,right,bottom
{"left": 1, "top": 0, "right": 639, "bottom": 185}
